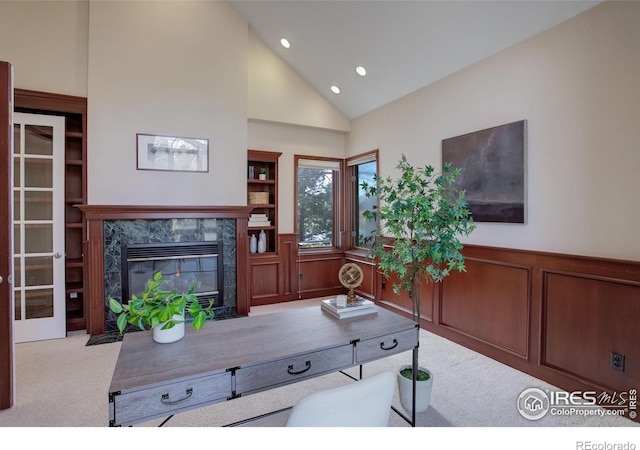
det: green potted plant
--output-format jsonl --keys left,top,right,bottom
{"left": 109, "top": 271, "right": 215, "bottom": 343}
{"left": 258, "top": 167, "right": 268, "bottom": 180}
{"left": 362, "top": 154, "right": 475, "bottom": 413}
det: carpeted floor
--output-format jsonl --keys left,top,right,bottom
{"left": 1, "top": 298, "right": 637, "bottom": 447}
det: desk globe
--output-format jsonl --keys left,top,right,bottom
{"left": 338, "top": 263, "right": 364, "bottom": 305}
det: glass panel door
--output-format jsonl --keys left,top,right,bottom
{"left": 13, "top": 113, "right": 65, "bottom": 342}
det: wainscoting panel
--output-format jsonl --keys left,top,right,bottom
{"left": 440, "top": 257, "right": 531, "bottom": 358}
{"left": 410, "top": 245, "right": 639, "bottom": 422}
{"left": 297, "top": 253, "right": 344, "bottom": 298}
{"left": 279, "top": 234, "right": 296, "bottom": 297}
{"left": 543, "top": 271, "right": 640, "bottom": 392}
{"left": 250, "top": 256, "right": 280, "bottom": 304}
{"left": 378, "top": 269, "right": 435, "bottom": 323}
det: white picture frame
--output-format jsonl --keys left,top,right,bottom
{"left": 136, "top": 133, "right": 209, "bottom": 173}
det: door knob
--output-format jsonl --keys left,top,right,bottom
{"left": 0, "top": 275, "right": 3, "bottom": 284}
{"left": 53, "top": 252, "right": 62, "bottom": 259}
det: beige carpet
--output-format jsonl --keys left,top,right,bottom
{"left": 0, "top": 298, "right": 636, "bottom": 446}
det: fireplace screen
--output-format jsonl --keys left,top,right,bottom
{"left": 121, "top": 241, "right": 223, "bottom": 309}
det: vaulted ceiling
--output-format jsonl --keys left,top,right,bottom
{"left": 230, "top": 0, "right": 601, "bottom": 119}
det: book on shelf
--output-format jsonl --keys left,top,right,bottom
{"left": 248, "top": 214, "right": 271, "bottom": 227}
{"left": 321, "top": 296, "right": 377, "bottom": 319}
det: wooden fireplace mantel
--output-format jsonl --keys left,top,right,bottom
{"left": 78, "top": 205, "right": 253, "bottom": 335}
{"left": 79, "top": 204, "right": 254, "bottom": 220}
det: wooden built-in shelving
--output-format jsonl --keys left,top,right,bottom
{"left": 247, "top": 150, "right": 281, "bottom": 254}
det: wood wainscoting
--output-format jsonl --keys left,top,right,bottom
{"left": 249, "top": 233, "right": 298, "bottom": 305}
{"left": 249, "top": 238, "right": 362, "bottom": 305}
{"left": 378, "top": 244, "right": 639, "bottom": 414}
{"left": 248, "top": 236, "right": 639, "bottom": 418}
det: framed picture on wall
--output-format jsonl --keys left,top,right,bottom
{"left": 137, "top": 133, "right": 209, "bottom": 173}
{"left": 442, "top": 120, "right": 526, "bottom": 223}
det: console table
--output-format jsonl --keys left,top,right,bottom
{"left": 108, "top": 306, "right": 419, "bottom": 427}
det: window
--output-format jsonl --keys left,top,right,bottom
{"left": 295, "top": 156, "right": 342, "bottom": 249}
{"left": 347, "top": 151, "right": 378, "bottom": 249}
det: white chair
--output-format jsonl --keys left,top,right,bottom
{"left": 285, "top": 371, "right": 396, "bottom": 427}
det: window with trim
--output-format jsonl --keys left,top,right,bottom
{"left": 347, "top": 151, "right": 378, "bottom": 249}
{"left": 295, "top": 156, "right": 342, "bottom": 249}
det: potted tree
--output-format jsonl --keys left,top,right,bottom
{"left": 109, "top": 271, "right": 215, "bottom": 343}
{"left": 362, "top": 154, "right": 475, "bottom": 413}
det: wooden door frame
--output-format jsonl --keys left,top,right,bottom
{"left": 0, "top": 61, "right": 14, "bottom": 410}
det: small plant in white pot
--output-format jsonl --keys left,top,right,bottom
{"left": 397, "top": 365, "right": 433, "bottom": 414}
{"left": 258, "top": 167, "right": 268, "bottom": 180}
{"left": 109, "top": 271, "right": 214, "bottom": 343}
{"left": 362, "top": 154, "right": 475, "bottom": 413}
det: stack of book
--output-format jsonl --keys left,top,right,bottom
{"left": 248, "top": 213, "right": 271, "bottom": 228}
{"left": 321, "top": 296, "right": 377, "bottom": 319}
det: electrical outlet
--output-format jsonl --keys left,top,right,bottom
{"left": 611, "top": 352, "right": 625, "bottom": 372}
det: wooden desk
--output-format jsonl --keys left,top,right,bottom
{"left": 108, "top": 306, "right": 419, "bottom": 427}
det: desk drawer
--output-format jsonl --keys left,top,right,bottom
{"left": 235, "top": 344, "right": 353, "bottom": 394}
{"left": 356, "top": 328, "right": 418, "bottom": 364}
{"left": 111, "top": 371, "right": 231, "bottom": 426}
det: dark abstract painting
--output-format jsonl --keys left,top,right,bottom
{"left": 442, "top": 120, "right": 526, "bottom": 223}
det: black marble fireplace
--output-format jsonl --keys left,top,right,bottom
{"left": 103, "top": 218, "right": 238, "bottom": 333}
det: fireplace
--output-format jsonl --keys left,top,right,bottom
{"left": 78, "top": 205, "right": 252, "bottom": 336}
{"left": 121, "top": 241, "right": 224, "bottom": 309}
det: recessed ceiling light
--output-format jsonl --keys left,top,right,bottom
{"left": 355, "top": 66, "right": 367, "bottom": 76}
{"left": 280, "top": 38, "right": 290, "bottom": 49}
{"left": 330, "top": 85, "right": 341, "bottom": 94}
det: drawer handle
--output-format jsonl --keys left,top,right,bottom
{"left": 288, "top": 360, "right": 311, "bottom": 375}
{"left": 380, "top": 339, "right": 398, "bottom": 351}
{"left": 161, "top": 388, "right": 193, "bottom": 405}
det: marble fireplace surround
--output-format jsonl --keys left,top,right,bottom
{"left": 79, "top": 205, "right": 252, "bottom": 336}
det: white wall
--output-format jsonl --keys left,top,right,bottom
{"left": 347, "top": 1, "right": 640, "bottom": 262}
{"left": 87, "top": 1, "right": 248, "bottom": 206}
{"left": 248, "top": 32, "right": 350, "bottom": 133}
{"left": 0, "top": 1, "right": 89, "bottom": 96}
{"left": 3, "top": 1, "right": 637, "bottom": 261}
{"left": 0, "top": 0, "right": 346, "bottom": 210}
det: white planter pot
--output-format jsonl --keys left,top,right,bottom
{"left": 153, "top": 315, "right": 185, "bottom": 344}
{"left": 258, "top": 173, "right": 267, "bottom": 180}
{"left": 397, "top": 365, "right": 433, "bottom": 413}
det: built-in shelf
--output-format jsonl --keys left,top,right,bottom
{"left": 247, "top": 150, "right": 281, "bottom": 255}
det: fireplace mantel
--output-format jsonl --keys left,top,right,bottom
{"left": 78, "top": 205, "right": 253, "bottom": 335}
{"left": 79, "top": 204, "right": 253, "bottom": 220}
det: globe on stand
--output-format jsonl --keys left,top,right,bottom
{"left": 338, "top": 263, "right": 364, "bottom": 305}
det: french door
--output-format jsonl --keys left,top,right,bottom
{"left": 13, "top": 112, "right": 66, "bottom": 342}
